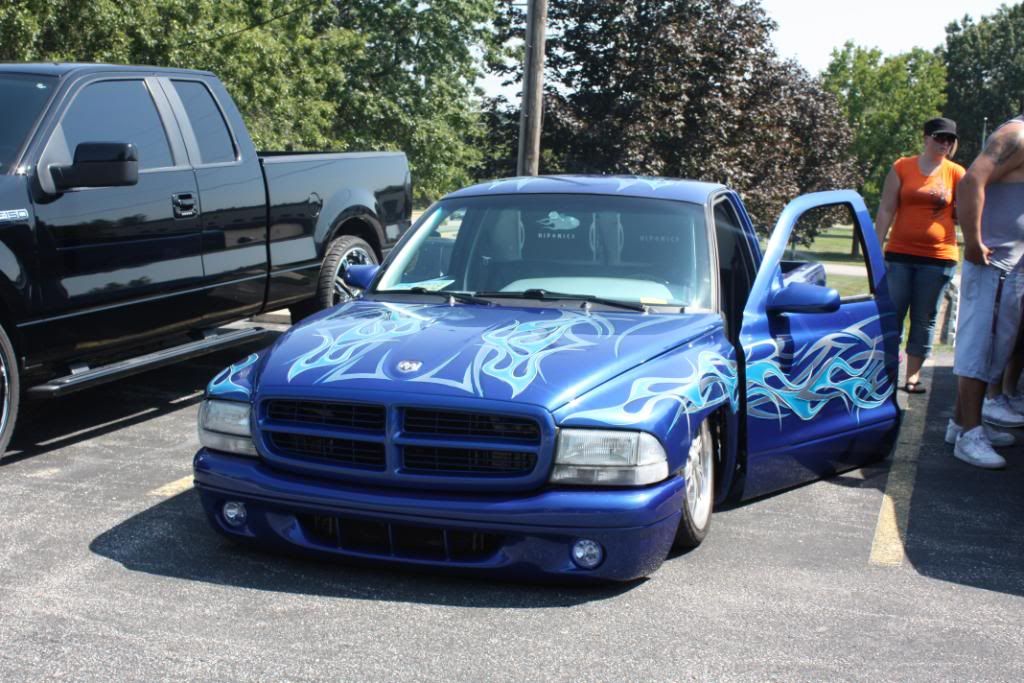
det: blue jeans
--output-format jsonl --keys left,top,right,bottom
{"left": 885, "top": 258, "right": 956, "bottom": 359}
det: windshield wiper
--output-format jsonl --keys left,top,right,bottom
{"left": 376, "top": 287, "right": 497, "bottom": 306}
{"left": 475, "top": 289, "right": 648, "bottom": 312}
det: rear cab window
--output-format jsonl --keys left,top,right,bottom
{"left": 169, "top": 80, "right": 237, "bottom": 165}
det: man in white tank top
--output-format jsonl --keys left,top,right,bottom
{"left": 952, "top": 115, "right": 1024, "bottom": 468}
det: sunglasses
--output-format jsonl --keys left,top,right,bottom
{"left": 930, "top": 133, "right": 956, "bottom": 144}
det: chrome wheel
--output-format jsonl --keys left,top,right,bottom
{"left": 0, "top": 351, "right": 9, "bottom": 440}
{"left": 0, "top": 323, "right": 19, "bottom": 457}
{"left": 330, "top": 245, "right": 374, "bottom": 305}
{"left": 684, "top": 426, "right": 713, "bottom": 532}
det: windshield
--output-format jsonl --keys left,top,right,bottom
{"left": 376, "top": 193, "right": 713, "bottom": 310}
{"left": 0, "top": 74, "right": 57, "bottom": 173}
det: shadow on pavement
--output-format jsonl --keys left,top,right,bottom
{"left": 89, "top": 489, "right": 637, "bottom": 608}
{"left": 2, "top": 338, "right": 275, "bottom": 466}
{"left": 903, "top": 356, "right": 1024, "bottom": 597}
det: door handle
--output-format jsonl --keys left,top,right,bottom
{"left": 172, "top": 192, "right": 197, "bottom": 218}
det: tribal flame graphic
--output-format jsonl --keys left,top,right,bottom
{"left": 208, "top": 353, "right": 260, "bottom": 399}
{"left": 286, "top": 305, "right": 430, "bottom": 383}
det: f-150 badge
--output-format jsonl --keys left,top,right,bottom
{"left": 0, "top": 209, "right": 29, "bottom": 223}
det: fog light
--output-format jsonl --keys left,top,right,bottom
{"left": 571, "top": 539, "right": 604, "bottom": 569}
{"left": 222, "top": 501, "right": 247, "bottom": 528}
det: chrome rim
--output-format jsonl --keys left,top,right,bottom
{"left": 684, "top": 428, "right": 713, "bottom": 530}
{"left": 331, "top": 246, "right": 374, "bottom": 305}
{"left": 0, "top": 350, "right": 9, "bottom": 440}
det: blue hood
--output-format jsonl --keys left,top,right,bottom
{"left": 254, "top": 300, "right": 720, "bottom": 412}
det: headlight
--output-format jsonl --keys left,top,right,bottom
{"left": 198, "top": 399, "right": 257, "bottom": 457}
{"left": 550, "top": 429, "right": 668, "bottom": 486}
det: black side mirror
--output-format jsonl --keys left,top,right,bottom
{"left": 52, "top": 142, "right": 139, "bottom": 191}
{"left": 767, "top": 281, "right": 840, "bottom": 314}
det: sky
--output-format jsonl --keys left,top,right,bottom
{"left": 759, "top": 0, "right": 1009, "bottom": 75}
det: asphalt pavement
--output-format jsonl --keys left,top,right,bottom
{"left": 0, "top": 339, "right": 1021, "bottom": 682}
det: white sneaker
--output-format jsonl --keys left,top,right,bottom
{"left": 981, "top": 395, "right": 1024, "bottom": 428}
{"left": 944, "top": 419, "right": 1016, "bottom": 447}
{"left": 953, "top": 427, "right": 1007, "bottom": 469}
{"left": 1006, "top": 392, "right": 1024, "bottom": 414}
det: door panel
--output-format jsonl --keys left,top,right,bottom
{"left": 23, "top": 77, "right": 204, "bottom": 364}
{"left": 738, "top": 191, "right": 900, "bottom": 498}
{"left": 160, "top": 77, "right": 268, "bottom": 323}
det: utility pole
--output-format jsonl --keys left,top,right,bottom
{"left": 516, "top": 0, "right": 547, "bottom": 177}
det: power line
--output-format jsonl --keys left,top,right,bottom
{"left": 171, "top": 0, "right": 327, "bottom": 51}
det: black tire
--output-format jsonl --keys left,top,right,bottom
{"left": 0, "top": 323, "right": 20, "bottom": 457}
{"left": 290, "top": 234, "right": 378, "bottom": 322}
{"left": 673, "top": 420, "right": 715, "bottom": 550}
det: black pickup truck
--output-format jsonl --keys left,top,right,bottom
{"left": 0, "top": 63, "right": 412, "bottom": 452}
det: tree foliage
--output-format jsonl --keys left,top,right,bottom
{"left": 822, "top": 43, "right": 947, "bottom": 212}
{"left": 945, "top": 4, "right": 1024, "bottom": 164}
{"left": 0, "top": 0, "right": 497, "bottom": 202}
{"left": 485, "top": 0, "right": 859, "bottom": 240}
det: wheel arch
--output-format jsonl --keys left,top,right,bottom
{"left": 316, "top": 200, "right": 386, "bottom": 262}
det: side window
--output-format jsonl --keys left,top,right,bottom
{"left": 61, "top": 80, "right": 173, "bottom": 170}
{"left": 171, "top": 80, "right": 236, "bottom": 164}
{"left": 784, "top": 204, "right": 872, "bottom": 301}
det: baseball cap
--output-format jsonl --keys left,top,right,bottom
{"left": 923, "top": 117, "right": 957, "bottom": 139}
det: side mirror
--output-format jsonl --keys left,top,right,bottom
{"left": 342, "top": 264, "right": 379, "bottom": 291}
{"left": 767, "top": 281, "right": 840, "bottom": 314}
{"left": 52, "top": 142, "right": 139, "bottom": 191}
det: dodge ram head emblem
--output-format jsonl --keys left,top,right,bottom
{"left": 397, "top": 360, "right": 422, "bottom": 373}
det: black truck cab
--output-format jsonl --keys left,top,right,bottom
{"left": 0, "top": 63, "right": 412, "bottom": 453}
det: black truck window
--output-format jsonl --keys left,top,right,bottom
{"left": 0, "top": 74, "right": 56, "bottom": 173}
{"left": 61, "top": 80, "right": 173, "bottom": 170}
{"left": 171, "top": 80, "right": 236, "bottom": 164}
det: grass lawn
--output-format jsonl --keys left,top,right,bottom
{"left": 825, "top": 273, "right": 870, "bottom": 299}
{"left": 778, "top": 225, "right": 965, "bottom": 266}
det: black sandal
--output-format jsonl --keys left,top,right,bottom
{"left": 902, "top": 381, "right": 927, "bottom": 394}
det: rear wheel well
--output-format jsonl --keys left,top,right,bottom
{"left": 0, "top": 305, "right": 21, "bottom": 366}
{"left": 331, "top": 217, "right": 382, "bottom": 261}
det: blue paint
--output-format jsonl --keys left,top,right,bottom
{"left": 194, "top": 176, "right": 900, "bottom": 580}
{"left": 207, "top": 352, "right": 260, "bottom": 402}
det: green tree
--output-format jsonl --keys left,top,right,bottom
{"left": 485, "top": 0, "right": 858, "bottom": 241}
{"left": 945, "top": 4, "right": 1024, "bottom": 164}
{"left": 0, "top": 0, "right": 497, "bottom": 202}
{"left": 822, "top": 42, "right": 948, "bottom": 213}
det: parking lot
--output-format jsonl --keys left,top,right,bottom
{"left": 0, "top": 329, "right": 1021, "bottom": 682}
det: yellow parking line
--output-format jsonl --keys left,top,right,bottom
{"left": 868, "top": 362, "right": 930, "bottom": 567}
{"left": 147, "top": 475, "right": 193, "bottom": 498}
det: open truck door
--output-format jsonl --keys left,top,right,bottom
{"left": 737, "top": 191, "right": 901, "bottom": 498}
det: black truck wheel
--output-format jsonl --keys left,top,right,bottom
{"left": 0, "top": 323, "right": 20, "bottom": 457}
{"left": 674, "top": 420, "right": 714, "bottom": 550}
{"left": 290, "top": 235, "right": 378, "bottom": 322}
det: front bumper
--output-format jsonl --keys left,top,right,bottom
{"left": 193, "top": 448, "right": 685, "bottom": 581}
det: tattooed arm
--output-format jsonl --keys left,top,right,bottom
{"left": 958, "top": 121, "right": 1024, "bottom": 264}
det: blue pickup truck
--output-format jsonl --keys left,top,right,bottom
{"left": 193, "top": 176, "right": 900, "bottom": 581}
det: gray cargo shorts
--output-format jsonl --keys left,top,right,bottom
{"left": 953, "top": 261, "right": 1024, "bottom": 383}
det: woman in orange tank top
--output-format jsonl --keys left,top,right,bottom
{"left": 875, "top": 117, "right": 966, "bottom": 394}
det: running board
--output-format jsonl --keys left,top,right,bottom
{"left": 27, "top": 326, "right": 269, "bottom": 399}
